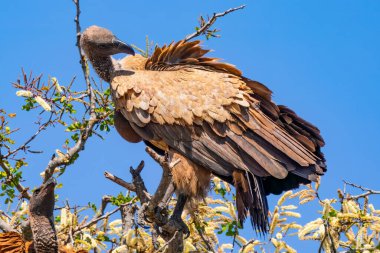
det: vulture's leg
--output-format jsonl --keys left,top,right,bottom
{"left": 159, "top": 151, "right": 211, "bottom": 238}
{"left": 162, "top": 193, "right": 189, "bottom": 237}
{"left": 154, "top": 181, "right": 175, "bottom": 224}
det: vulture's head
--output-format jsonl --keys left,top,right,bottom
{"left": 29, "top": 177, "right": 56, "bottom": 217}
{"left": 80, "top": 26, "right": 135, "bottom": 57}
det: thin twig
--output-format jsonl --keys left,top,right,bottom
{"left": 153, "top": 231, "right": 179, "bottom": 253}
{"left": 318, "top": 230, "right": 328, "bottom": 253}
{"left": 73, "top": 197, "right": 136, "bottom": 234}
{"left": 43, "top": 0, "right": 99, "bottom": 182}
{"left": 4, "top": 114, "right": 53, "bottom": 159}
{"left": 73, "top": 0, "right": 95, "bottom": 114}
{"left": 197, "top": 226, "right": 215, "bottom": 252}
{"left": 241, "top": 239, "right": 257, "bottom": 252}
{"left": 184, "top": 5, "right": 246, "bottom": 42}
{"left": 343, "top": 180, "right": 380, "bottom": 200}
{"left": 0, "top": 211, "right": 12, "bottom": 221}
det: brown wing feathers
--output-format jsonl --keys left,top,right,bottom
{"left": 278, "top": 106, "right": 325, "bottom": 158}
{"left": 145, "top": 40, "right": 242, "bottom": 76}
{"left": 113, "top": 40, "right": 326, "bottom": 233}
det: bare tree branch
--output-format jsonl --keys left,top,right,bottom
{"left": 184, "top": 5, "right": 246, "bottom": 42}
{"left": 129, "top": 160, "right": 151, "bottom": 204}
{"left": 0, "top": 218, "right": 17, "bottom": 233}
{"left": 103, "top": 147, "right": 188, "bottom": 252}
{"left": 104, "top": 171, "right": 136, "bottom": 192}
{"left": 99, "top": 195, "right": 112, "bottom": 216}
{"left": 42, "top": 0, "right": 104, "bottom": 183}
{"left": 42, "top": 118, "right": 97, "bottom": 182}
{"left": 120, "top": 204, "right": 137, "bottom": 246}
{"left": 145, "top": 147, "right": 177, "bottom": 212}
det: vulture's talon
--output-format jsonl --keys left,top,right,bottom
{"left": 161, "top": 216, "right": 190, "bottom": 238}
{"left": 154, "top": 223, "right": 163, "bottom": 236}
{"left": 154, "top": 206, "right": 169, "bottom": 226}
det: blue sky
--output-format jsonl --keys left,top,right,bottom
{"left": 1, "top": 0, "right": 380, "bottom": 251}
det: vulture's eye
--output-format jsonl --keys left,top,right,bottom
{"left": 97, "top": 44, "right": 109, "bottom": 49}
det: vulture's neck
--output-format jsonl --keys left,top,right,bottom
{"left": 87, "top": 54, "right": 114, "bottom": 83}
{"left": 30, "top": 214, "right": 58, "bottom": 253}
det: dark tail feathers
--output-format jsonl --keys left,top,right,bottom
{"left": 233, "top": 171, "right": 269, "bottom": 234}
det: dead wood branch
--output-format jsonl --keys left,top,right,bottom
{"left": 120, "top": 204, "right": 137, "bottom": 245}
{"left": 103, "top": 147, "right": 188, "bottom": 252}
{"left": 0, "top": 219, "right": 17, "bottom": 233}
{"left": 129, "top": 161, "right": 151, "bottom": 204}
{"left": 104, "top": 171, "right": 136, "bottom": 192}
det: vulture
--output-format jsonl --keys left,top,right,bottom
{"left": 29, "top": 177, "right": 58, "bottom": 253}
{"left": 80, "top": 26, "right": 326, "bottom": 234}
{"left": 0, "top": 178, "right": 87, "bottom": 253}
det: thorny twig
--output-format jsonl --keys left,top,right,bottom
{"left": 196, "top": 225, "right": 215, "bottom": 253}
{"left": 3, "top": 113, "right": 54, "bottom": 159}
{"left": 73, "top": 197, "right": 136, "bottom": 235}
{"left": 73, "top": 0, "right": 96, "bottom": 115}
{"left": 240, "top": 239, "right": 260, "bottom": 253}
{"left": 184, "top": 5, "right": 246, "bottom": 42}
{"left": 343, "top": 180, "right": 380, "bottom": 200}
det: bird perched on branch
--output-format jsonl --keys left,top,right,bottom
{"left": 0, "top": 178, "right": 87, "bottom": 253}
{"left": 80, "top": 26, "right": 326, "bottom": 234}
{"left": 0, "top": 178, "right": 57, "bottom": 253}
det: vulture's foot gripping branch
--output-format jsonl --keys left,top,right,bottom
{"left": 104, "top": 147, "right": 187, "bottom": 251}
{"left": 160, "top": 194, "right": 190, "bottom": 238}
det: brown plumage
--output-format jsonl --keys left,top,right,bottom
{"left": 0, "top": 232, "right": 34, "bottom": 253}
{"left": 0, "top": 179, "right": 88, "bottom": 253}
{"left": 80, "top": 26, "right": 326, "bottom": 233}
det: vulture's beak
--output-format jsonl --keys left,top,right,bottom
{"left": 44, "top": 177, "right": 57, "bottom": 190}
{"left": 112, "top": 37, "right": 135, "bottom": 56}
